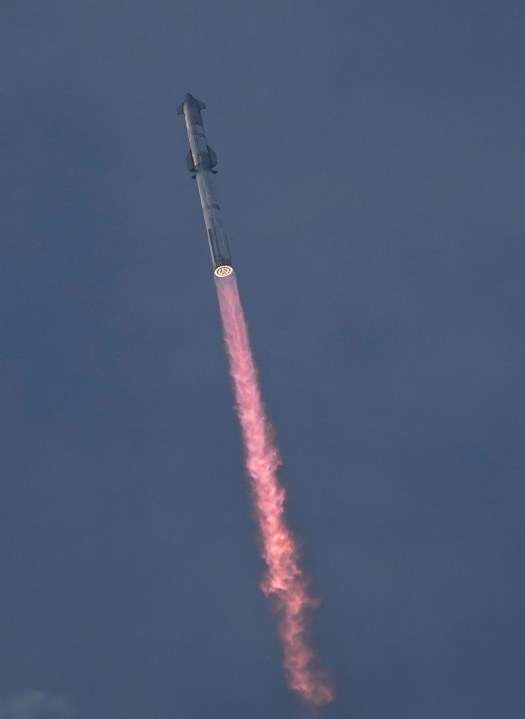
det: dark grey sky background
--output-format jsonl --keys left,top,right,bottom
{"left": 1, "top": 2, "right": 524, "bottom": 718}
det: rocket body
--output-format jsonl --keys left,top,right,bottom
{"left": 178, "top": 94, "right": 233, "bottom": 277}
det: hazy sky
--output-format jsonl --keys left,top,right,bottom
{"left": 1, "top": 2, "right": 524, "bottom": 718}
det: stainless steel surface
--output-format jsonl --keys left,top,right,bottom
{"left": 178, "top": 94, "right": 233, "bottom": 277}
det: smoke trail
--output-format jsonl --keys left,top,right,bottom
{"left": 215, "top": 273, "right": 334, "bottom": 709}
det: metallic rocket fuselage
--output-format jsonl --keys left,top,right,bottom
{"left": 178, "top": 94, "right": 233, "bottom": 277}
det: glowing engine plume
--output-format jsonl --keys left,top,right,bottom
{"left": 215, "top": 273, "right": 334, "bottom": 709}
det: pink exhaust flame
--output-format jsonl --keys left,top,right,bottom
{"left": 215, "top": 273, "right": 334, "bottom": 709}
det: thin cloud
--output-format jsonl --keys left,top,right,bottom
{"left": 0, "top": 691, "right": 71, "bottom": 719}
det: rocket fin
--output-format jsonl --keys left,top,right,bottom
{"left": 207, "top": 146, "right": 218, "bottom": 168}
{"left": 186, "top": 150, "right": 196, "bottom": 174}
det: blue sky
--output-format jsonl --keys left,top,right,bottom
{"left": 1, "top": 2, "right": 524, "bottom": 718}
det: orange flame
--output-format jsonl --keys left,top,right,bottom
{"left": 215, "top": 274, "right": 334, "bottom": 709}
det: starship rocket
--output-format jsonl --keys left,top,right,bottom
{"left": 178, "top": 93, "right": 233, "bottom": 278}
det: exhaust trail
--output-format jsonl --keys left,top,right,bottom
{"left": 215, "top": 273, "right": 334, "bottom": 709}
{"left": 178, "top": 92, "right": 333, "bottom": 710}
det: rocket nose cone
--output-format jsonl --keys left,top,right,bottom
{"left": 185, "top": 93, "right": 206, "bottom": 110}
{"left": 178, "top": 93, "right": 197, "bottom": 115}
{"left": 178, "top": 93, "right": 206, "bottom": 115}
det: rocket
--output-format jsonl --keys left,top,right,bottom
{"left": 178, "top": 93, "right": 233, "bottom": 278}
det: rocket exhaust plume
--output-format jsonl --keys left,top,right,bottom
{"left": 215, "top": 273, "right": 334, "bottom": 709}
{"left": 178, "top": 93, "right": 333, "bottom": 709}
